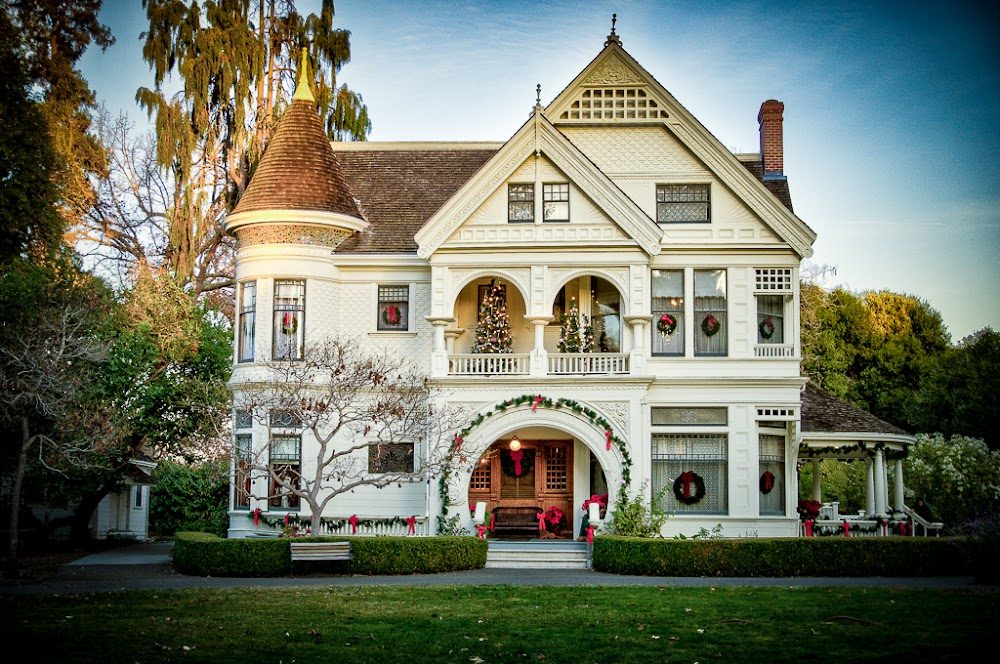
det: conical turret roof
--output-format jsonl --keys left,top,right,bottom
{"left": 231, "top": 52, "right": 363, "bottom": 221}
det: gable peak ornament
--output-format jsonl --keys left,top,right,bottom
{"left": 605, "top": 13, "right": 621, "bottom": 47}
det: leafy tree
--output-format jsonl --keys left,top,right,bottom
{"left": 797, "top": 460, "right": 866, "bottom": 514}
{"left": 86, "top": 0, "right": 371, "bottom": 299}
{"left": 149, "top": 458, "right": 230, "bottom": 537}
{"left": 909, "top": 328, "right": 1000, "bottom": 449}
{"left": 239, "top": 336, "right": 459, "bottom": 527}
{"left": 904, "top": 434, "right": 1000, "bottom": 527}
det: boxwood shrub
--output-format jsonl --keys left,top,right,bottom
{"left": 591, "top": 536, "right": 972, "bottom": 577}
{"left": 172, "top": 533, "right": 487, "bottom": 577}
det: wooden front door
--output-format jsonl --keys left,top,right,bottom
{"left": 468, "top": 440, "right": 574, "bottom": 529}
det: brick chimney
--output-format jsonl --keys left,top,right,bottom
{"left": 757, "top": 99, "right": 784, "bottom": 179}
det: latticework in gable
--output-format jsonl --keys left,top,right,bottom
{"left": 558, "top": 87, "right": 669, "bottom": 122}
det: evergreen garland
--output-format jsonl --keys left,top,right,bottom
{"left": 471, "top": 279, "right": 513, "bottom": 354}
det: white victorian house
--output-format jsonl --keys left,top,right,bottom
{"left": 225, "top": 27, "right": 917, "bottom": 540}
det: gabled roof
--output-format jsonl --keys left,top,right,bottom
{"left": 801, "top": 383, "right": 910, "bottom": 437}
{"left": 413, "top": 109, "right": 664, "bottom": 259}
{"left": 546, "top": 42, "right": 814, "bottom": 257}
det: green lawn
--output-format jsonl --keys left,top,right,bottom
{"left": 3, "top": 585, "right": 996, "bottom": 662}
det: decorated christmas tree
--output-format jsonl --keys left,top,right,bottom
{"left": 472, "top": 279, "right": 513, "bottom": 353}
{"left": 558, "top": 298, "right": 595, "bottom": 353}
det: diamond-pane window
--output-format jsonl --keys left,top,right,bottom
{"left": 657, "top": 184, "right": 710, "bottom": 223}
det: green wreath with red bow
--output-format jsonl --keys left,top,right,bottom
{"left": 656, "top": 313, "right": 678, "bottom": 337}
{"left": 673, "top": 471, "right": 706, "bottom": 505}
{"left": 701, "top": 314, "right": 721, "bottom": 337}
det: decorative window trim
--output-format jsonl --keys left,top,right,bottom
{"left": 656, "top": 184, "right": 711, "bottom": 224}
{"left": 508, "top": 183, "right": 534, "bottom": 223}
{"left": 542, "top": 183, "right": 569, "bottom": 222}
{"left": 754, "top": 268, "right": 793, "bottom": 293}
{"left": 756, "top": 407, "right": 797, "bottom": 421}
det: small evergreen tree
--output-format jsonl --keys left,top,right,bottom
{"left": 558, "top": 298, "right": 595, "bottom": 353}
{"left": 472, "top": 279, "right": 512, "bottom": 353}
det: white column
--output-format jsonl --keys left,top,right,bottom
{"left": 865, "top": 457, "right": 875, "bottom": 517}
{"left": 893, "top": 459, "right": 904, "bottom": 513}
{"left": 425, "top": 316, "right": 454, "bottom": 377}
{"left": 443, "top": 328, "right": 464, "bottom": 354}
{"left": 873, "top": 450, "right": 886, "bottom": 515}
{"left": 624, "top": 315, "right": 649, "bottom": 374}
{"left": 525, "top": 316, "right": 552, "bottom": 377}
{"left": 810, "top": 458, "right": 821, "bottom": 502}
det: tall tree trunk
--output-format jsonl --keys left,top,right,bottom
{"left": 6, "top": 416, "right": 31, "bottom": 566}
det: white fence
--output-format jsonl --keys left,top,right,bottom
{"left": 548, "top": 353, "right": 629, "bottom": 375}
{"left": 754, "top": 344, "right": 795, "bottom": 358}
{"left": 448, "top": 354, "right": 530, "bottom": 375}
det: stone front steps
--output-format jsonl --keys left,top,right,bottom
{"left": 485, "top": 540, "right": 590, "bottom": 569}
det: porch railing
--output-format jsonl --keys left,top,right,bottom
{"left": 448, "top": 353, "right": 530, "bottom": 375}
{"left": 548, "top": 353, "right": 629, "bottom": 375}
{"left": 754, "top": 343, "right": 795, "bottom": 358}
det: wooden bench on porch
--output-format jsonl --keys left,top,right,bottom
{"left": 289, "top": 541, "right": 352, "bottom": 562}
{"left": 491, "top": 507, "right": 543, "bottom": 537}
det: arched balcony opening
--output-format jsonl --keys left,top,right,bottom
{"left": 546, "top": 274, "right": 628, "bottom": 375}
{"left": 446, "top": 276, "right": 531, "bottom": 375}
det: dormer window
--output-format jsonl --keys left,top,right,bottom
{"left": 508, "top": 184, "right": 534, "bottom": 223}
{"left": 543, "top": 183, "right": 569, "bottom": 222}
{"left": 656, "top": 184, "right": 710, "bottom": 223}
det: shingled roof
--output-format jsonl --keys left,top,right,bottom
{"left": 332, "top": 147, "right": 498, "bottom": 253}
{"left": 801, "top": 383, "right": 909, "bottom": 436}
{"left": 739, "top": 157, "right": 794, "bottom": 213}
{"left": 232, "top": 94, "right": 363, "bottom": 220}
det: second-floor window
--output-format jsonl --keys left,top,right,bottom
{"left": 651, "top": 270, "right": 684, "bottom": 356}
{"left": 238, "top": 281, "right": 256, "bottom": 362}
{"left": 694, "top": 269, "right": 727, "bottom": 356}
{"left": 273, "top": 280, "right": 305, "bottom": 361}
{"left": 508, "top": 184, "right": 534, "bottom": 223}
{"left": 656, "top": 184, "right": 711, "bottom": 223}
{"left": 756, "top": 295, "right": 785, "bottom": 344}
{"left": 377, "top": 286, "right": 409, "bottom": 331}
{"left": 543, "top": 183, "right": 569, "bottom": 222}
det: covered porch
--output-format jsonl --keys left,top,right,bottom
{"left": 798, "top": 383, "right": 941, "bottom": 537}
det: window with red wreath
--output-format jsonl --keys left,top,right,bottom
{"left": 377, "top": 285, "right": 409, "bottom": 331}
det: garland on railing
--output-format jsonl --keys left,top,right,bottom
{"left": 251, "top": 512, "right": 423, "bottom": 534}
{"left": 800, "top": 440, "right": 909, "bottom": 460}
{"left": 437, "top": 394, "right": 634, "bottom": 531}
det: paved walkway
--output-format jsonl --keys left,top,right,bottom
{"left": 0, "top": 541, "right": 985, "bottom": 595}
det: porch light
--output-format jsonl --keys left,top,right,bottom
{"left": 509, "top": 434, "right": 521, "bottom": 452}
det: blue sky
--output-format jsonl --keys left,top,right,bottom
{"left": 81, "top": 0, "right": 999, "bottom": 340}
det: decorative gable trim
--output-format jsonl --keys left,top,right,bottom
{"left": 546, "top": 44, "right": 816, "bottom": 258}
{"left": 414, "top": 111, "right": 663, "bottom": 259}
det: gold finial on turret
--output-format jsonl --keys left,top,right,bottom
{"left": 293, "top": 47, "right": 314, "bottom": 102}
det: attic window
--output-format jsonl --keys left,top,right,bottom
{"left": 657, "top": 184, "right": 711, "bottom": 223}
{"left": 543, "top": 184, "right": 569, "bottom": 222}
{"left": 560, "top": 88, "right": 670, "bottom": 121}
{"left": 508, "top": 184, "right": 534, "bottom": 223}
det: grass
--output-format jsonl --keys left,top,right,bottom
{"left": 2, "top": 585, "right": 997, "bottom": 662}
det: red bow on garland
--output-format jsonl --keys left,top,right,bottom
{"left": 804, "top": 519, "right": 814, "bottom": 537}
{"left": 349, "top": 514, "right": 359, "bottom": 534}
{"left": 842, "top": 521, "right": 850, "bottom": 538}
{"left": 605, "top": 430, "right": 612, "bottom": 451}
{"left": 253, "top": 508, "right": 261, "bottom": 526}
{"left": 454, "top": 436, "right": 463, "bottom": 454}
{"left": 284, "top": 513, "right": 290, "bottom": 526}
{"left": 406, "top": 515, "right": 417, "bottom": 535}
{"left": 532, "top": 396, "right": 544, "bottom": 412}
{"left": 510, "top": 449, "right": 524, "bottom": 475}
{"left": 586, "top": 525, "right": 595, "bottom": 545}
{"left": 536, "top": 512, "right": 547, "bottom": 531}
{"left": 679, "top": 471, "right": 696, "bottom": 498}
{"left": 476, "top": 524, "right": 488, "bottom": 540}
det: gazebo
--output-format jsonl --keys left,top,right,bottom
{"left": 798, "top": 383, "right": 940, "bottom": 536}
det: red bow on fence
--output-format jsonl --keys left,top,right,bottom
{"left": 605, "top": 430, "right": 612, "bottom": 451}
{"left": 476, "top": 524, "right": 488, "bottom": 540}
{"left": 899, "top": 521, "right": 909, "bottom": 537}
{"left": 586, "top": 525, "right": 595, "bottom": 545}
{"left": 804, "top": 519, "right": 814, "bottom": 537}
{"left": 349, "top": 515, "right": 359, "bottom": 534}
{"left": 532, "top": 396, "right": 544, "bottom": 412}
{"left": 536, "top": 512, "right": 547, "bottom": 531}
{"left": 679, "top": 471, "right": 695, "bottom": 498}
{"left": 284, "top": 513, "right": 290, "bottom": 526}
{"left": 406, "top": 516, "right": 417, "bottom": 535}
{"left": 510, "top": 449, "right": 524, "bottom": 475}
{"left": 842, "top": 521, "right": 850, "bottom": 538}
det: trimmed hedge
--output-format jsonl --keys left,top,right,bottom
{"left": 591, "top": 536, "right": 973, "bottom": 577}
{"left": 172, "top": 533, "right": 487, "bottom": 577}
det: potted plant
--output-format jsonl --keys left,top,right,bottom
{"left": 581, "top": 493, "right": 609, "bottom": 519}
{"left": 544, "top": 505, "right": 566, "bottom": 536}
{"left": 797, "top": 499, "right": 821, "bottom": 520}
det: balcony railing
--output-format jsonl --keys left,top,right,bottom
{"left": 548, "top": 353, "right": 629, "bottom": 375}
{"left": 448, "top": 353, "right": 530, "bottom": 375}
{"left": 754, "top": 343, "right": 795, "bottom": 358}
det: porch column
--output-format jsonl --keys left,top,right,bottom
{"left": 873, "top": 450, "right": 887, "bottom": 515}
{"left": 425, "top": 316, "right": 454, "bottom": 378}
{"left": 865, "top": 457, "right": 875, "bottom": 516}
{"left": 444, "top": 328, "right": 464, "bottom": 354}
{"left": 624, "top": 315, "right": 649, "bottom": 374}
{"left": 525, "top": 315, "right": 552, "bottom": 377}
{"left": 810, "top": 458, "right": 821, "bottom": 501}
{"left": 893, "top": 458, "right": 904, "bottom": 513}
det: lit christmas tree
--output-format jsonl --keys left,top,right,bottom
{"left": 558, "top": 298, "right": 595, "bottom": 353}
{"left": 472, "top": 279, "right": 513, "bottom": 353}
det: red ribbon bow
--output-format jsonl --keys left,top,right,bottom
{"left": 349, "top": 515, "right": 359, "bottom": 534}
{"left": 406, "top": 515, "right": 417, "bottom": 535}
{"left": 679, "top": 471, "right": 695, "bottom": 498}
{"left": 510, "top": 449, "right": 523, "bottom": 475}
{"left": 605, "top": 430, "right": 612, "bottom": 451}
{"left": 387, "top": 305, "right": 398, "bottom": 324}
{"left": 586, "top": 525, "right": 595, "bottom": 545}
{"left": 842, "top": 521, "right": 850, "bottom": 538}
{"left": 489, "top": 512, "right": 495, "bottom": 532}
{"left": 532, "top": 396, "right": 544, "bottom": 412}
{"left": 284, "top": 513, "right": 290, "bottom": 526}
{"left": 253, "top": 508, "right": 261, "bottom": 526}
{"left": 804, "top": 519, "right": 814, "bottom": 537}
{"left": 899, "top": 521, "right": 909, "bottom": 537}
{"left": 454, "top": 436, "right": 463, "bottom": 453}
{"left": 476, "top": 524, "right": 488, "bottom": 540}
{"left": 536, "top": 512, "right": 548, "bottom": 531}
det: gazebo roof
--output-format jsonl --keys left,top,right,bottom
{"left": 799, "top": 383, "right": 914, "bottom": 456}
